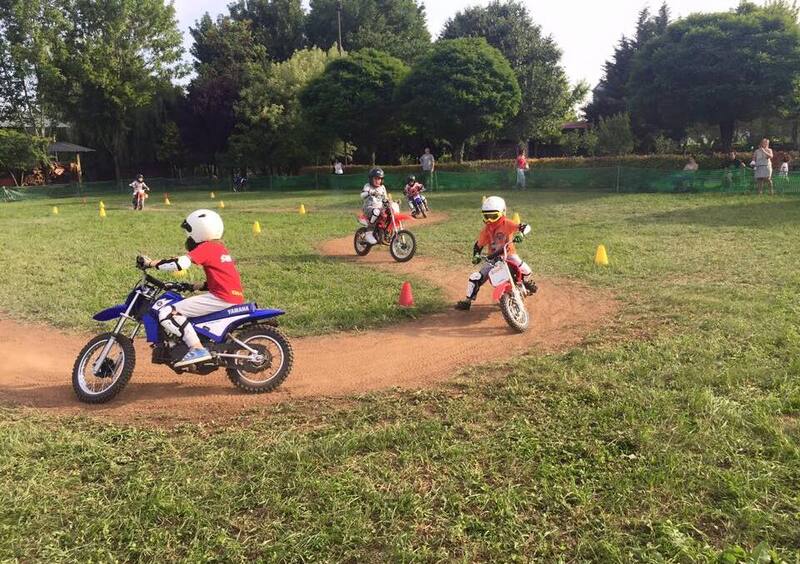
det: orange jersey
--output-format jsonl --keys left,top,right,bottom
{"left": 477, "top": 216, "right": 519, "bottom": 255}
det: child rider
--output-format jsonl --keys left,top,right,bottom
{"left": 361, "top": 167, "right": 388, "bottom": 245}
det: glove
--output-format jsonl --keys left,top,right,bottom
{"left": 513, "top": 233, "right": 523, "bottom": 243}
{"left": 471, "top": 254, "right": 482, "bottom": 265}
{"left": 136, "top": 255, "right": 152, "bottom": 269}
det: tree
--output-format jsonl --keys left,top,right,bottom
{"left": 229, "top": 0, "right": 306, "bottom": 62}
{"left": 0, "top": 129, "right": 50, "bottom": 186}
{"left": 595, "top": 113, "right": 634, "bottom": 156}
{"left": 585, "top": 4, "right": 670, "bottom": 144}
{"left": 0, "top": 0, "right": 64, "bottom": 136}
{"left": 185, "top": 14, "right": 267, "bottom": 171}
{"left": 300, "top": 48, "right": 408, "bottom": 164}
{"left": 440, "top": 0, "right": 584, "bottom": 144}
{"left": 306, "top": 0, "right": 430, "bottom": 63}
{"left": 229, "top": 46, "right": 341, "bottom": 172}
{"left": 51, "top": 0, "right": 184, "bottom": 183}
{"left": 157, "top": 121, "right": 187, "bottom": 179}
{"left": 629, "top": 3, "right": 800, "bottom": 151}
{"left": 399, "top": 38, "right": 520, "bottom": 162}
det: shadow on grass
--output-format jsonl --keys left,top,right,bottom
{"left": 637, "top": 198, "right": 800, "bottom": 228}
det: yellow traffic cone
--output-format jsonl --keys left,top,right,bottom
{"left": 219, "top": 200, "right": 225, "bottom": 209}
{"left": 99, "top": 207, "right": 107, "bottom": 218}
{"left": 594, "top": 244, "right": 609, "bottom": 266}
{"left": 164, "top": 197, "right": 171, "bottom": 206}
{"left": 299, "top": 203, "right": 306, "bottom": 215}
{"left": 512, "top": 212, "right": 521, "bottom": 224}
{"left": 210, "top": 191, "right": 216, "bottom": 199}
{"left": 252, "top": 221, "right": 262, "bottom": 235}
{"left": 99, "top": 201, "right": 105, "bottom": 209}
{"left": 51, "top": 206, "right": 59, "bottom": 215}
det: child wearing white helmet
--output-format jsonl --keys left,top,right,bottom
{"left": 139, "top": 209, "right": 245, "bottom": 367}
{"left": 455, "top": 196, "right": 536, "bottom": 310}
{"left": 361, "top": 167, "right": 388, "bottom": 245}
{"left": 129, "top": 174, "right": 150, "bottom": 211}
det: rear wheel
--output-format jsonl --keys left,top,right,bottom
{"left": 499, "top": 290, "right": 529, "bottom": 333}
{"left": 354, "top": 227, "right": 372, "bottom": 256}
{"left": 225, "top": 326, "right": 293, "bottom": 393}
{"left": 390, "top": 229, "right": 416, "bottom": 262}
{"left": 72, "top": 333, "right": 136, "bottom": 403}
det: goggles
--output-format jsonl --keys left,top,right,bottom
{"left": 482, "top": 210, "right": 503, "bottom": 223}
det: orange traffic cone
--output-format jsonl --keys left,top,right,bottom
{"left": 398, "top": 281, "right": 414, "bottom": 307}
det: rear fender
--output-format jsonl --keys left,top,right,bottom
{"left": 492, "top": 282, "right": 512, "bottom": 302}
{"left": 195, "top": 309, "right": 286, "bottom": 343}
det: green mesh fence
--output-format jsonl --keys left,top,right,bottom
{"left": 4, "top": 166, "right": 799, "bottom": 201}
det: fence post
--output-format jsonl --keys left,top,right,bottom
{"left": 616, "top": 166, "right": 621, "bottom": 193}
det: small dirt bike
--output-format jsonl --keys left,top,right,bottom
{"left": 354, "top": 199, "right": 417, "bottom": 262}
{"left": 72, "top": 262, "right": 293, "bottom": 403}
{"left": 408, "top": 189, "right": 429, "bottom": 218}
{"left": 481, "top": 242, "right": 534, "bottom": 333}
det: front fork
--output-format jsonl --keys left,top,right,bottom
{"left": 91, "top": 292, "right": 142, "bottom": 374}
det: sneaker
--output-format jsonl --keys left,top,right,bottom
{"left": 454, "top": 300, "right": 472, "bottom": 311}
{"left": 174, "top": 347, "right": 213, "bottom": 368}
{"left": 523, "top": 280, "right": 538, "bottom": 294}
{"left": 364, "top": 230, "right": 378, "bottom": 245}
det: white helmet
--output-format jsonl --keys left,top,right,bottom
{"left": 481, "top": 196, "right": 506, "bottom": 223}
{"left": 182, "top": 209, "right": 224, "bottom": 248}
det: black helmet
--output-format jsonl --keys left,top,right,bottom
{"left": 406, "top": 175, "right": 416, "bottom": 184}
{"left": 368, "top": 167, "right": 384, "bottom": 180}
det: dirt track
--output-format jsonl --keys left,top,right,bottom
{"left": 0, "top": 214, "right": 618, "bottom": 424}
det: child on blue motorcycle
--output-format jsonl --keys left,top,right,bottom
{"left": 138, "top": 209, "right": 245, "bottom": 367}
{"left": 403, "top": 175, "right": 428, "bottom": 217}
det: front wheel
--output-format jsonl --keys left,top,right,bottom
{"left": 354, "top": 227, "right": 372, "bottom": 256}
{"left": 499, "top": 290, "right": 530, "bottom": 333}
{"left": 390, "top": 229, "right": 416, "bottom": 262}
{"left": 225, "top": 326, "right": 294, "bottom": 393}
{"left": 72, "top": 333, "right": 136, "bottom": 403}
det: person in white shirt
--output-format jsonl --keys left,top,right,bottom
{"left": 753, "top": 138, "right": 774, "bottom": 195}
{"left": 129, "top": 174, "right": 150, "bottom": 210}
{"left": 333, "top": 159, "right": 344, "bottom": 175}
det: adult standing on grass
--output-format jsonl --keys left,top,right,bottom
{"left": 419, "top": 148, "right": 435, "bottom": 190}
{"left": 753, "top": 138, "right": 774, "bottom": 195}
{"left": 515, "top": 147, "right": 529, "bottom": 190}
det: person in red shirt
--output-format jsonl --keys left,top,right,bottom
{"left": 515, "top": 147, "right": 529, "bottom": 189}
{"left": 403, "top": 175, "right": 426, "bottom": 215}
{"left": 455, "top": 196, "right": 536, "bottom": 310}
{"left": 140, "top": 209, "right": 245, "bottom": 367}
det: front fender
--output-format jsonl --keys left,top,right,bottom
{"left": 93, "top": 304, "right": 127, "bottom": 321}
{"left": 492, "top": 282, "right": 512, "bottom": 302}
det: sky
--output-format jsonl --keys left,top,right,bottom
{"left": 173, "top": 0, "right": 744, "bottom": 89}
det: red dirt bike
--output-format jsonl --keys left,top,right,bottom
{"left": 354, "top": 198, "right": 417, "bottom": 262}
{"left": 481, "top": 242, "right": 534, "bottom": 333}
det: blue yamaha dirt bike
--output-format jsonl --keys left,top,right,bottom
{"left": 72, "top": 261, "right": 293, "bottom": 403}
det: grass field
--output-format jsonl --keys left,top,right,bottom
{"left": 1, "top": 188, "right": 799, "bottom": 561}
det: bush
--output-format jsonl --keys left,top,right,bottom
{"left": 596, "top": 113, "right": 635, "bottom": 156}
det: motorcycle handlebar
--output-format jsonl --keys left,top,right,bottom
{"left": 143, "top": 273, "right": 194, "bottom": 293}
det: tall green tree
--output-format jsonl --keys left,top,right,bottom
{"left": 229, "top": 46, "right": 341, "bottom": 172}
{"left": 305, "top": 0, "right": 430, "bottom": 63}
{"left": 52, "top": 0, "right": 184, "bottom": 183}
{"left": 300, "top": 48, "right": 408, "bottom": 164}
{"left": 185, "top": 14, "right": 266, "bottom": 170}
{"left": 585, "top": 4, "right": 670, "bottom": 125}
{"left": 0, "top": 129, "right": 50, "bottom": 186}
{"left": 629, "top": 3, "right": 800, "bottom": 151}
{"left": 398, "top": 38, "right": 521, "bottom": 162}
{"left": 229, "top": 0, "right": 306, "bottom": 62}
{"left": 0, "top": 0, "right": 64, "bottom": 136}
{"left": 440, "top": 0, "right": 585, "bottom": 145}
{"left": 595, "top": 113, "right": 635, "bottom": 156}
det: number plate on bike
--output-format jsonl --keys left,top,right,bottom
{"left": 488, "top": 264, "right": 510, "bottom": 286}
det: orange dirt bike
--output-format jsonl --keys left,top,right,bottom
{"left": 480, "top": 242, "right": 534, "bottom": 333}
{"left": 354, "top": 199, "right": 417, "bottom": 262}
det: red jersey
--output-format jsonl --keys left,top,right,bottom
{"left": 404, "top": 182, "right": 423, "bottom": 198}
{"left": 188, "top": 241, "right": 244, "bottom": 304}
{"left": 516, "top": 154, "right": 527, "bottom": 170}
{"left": 477, "top": 216, "right": 520, "bottom": 255}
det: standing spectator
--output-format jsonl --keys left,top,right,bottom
{"left": 419, "top": 148, "right": 435, "bottom": 189}
{"left": 129, "top": 173, "right": 149, "bottom": 210}
{"left": 779, "top": 155, "right": 790, "bottom": 189}
{"left": 333, "top": 158, "right": 344, "bottom": 175}
{"left": 753, "top": 138, "right": 774, "bottom": 195}
{"left": 515, "top": 147, "right": 529, "bottom": 189}
{"left": 723, "top": 150, "right": 746, "bottom": 191}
